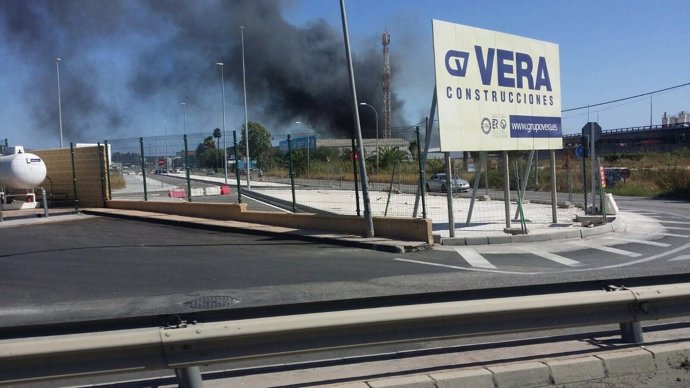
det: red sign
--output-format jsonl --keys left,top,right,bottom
{"left": 158, "top": 159, "right": 165, "bottom": 166}
{"left": 599, "top": 167, "right": 606, "bottom": 188}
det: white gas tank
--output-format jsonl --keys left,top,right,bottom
{"left": 0, "top": 146, "right": 48, "bottom": 189}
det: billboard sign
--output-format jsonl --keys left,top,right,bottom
{"left": 432, "top": 20, "right": 562, "bottom": 151}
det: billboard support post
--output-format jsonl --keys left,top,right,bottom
{"left": 550, "top": 150, "right": 558, "bottom": 223}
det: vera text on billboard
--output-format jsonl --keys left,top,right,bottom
{"left": 432, "top": 20, "right": 562, "bottom": 152}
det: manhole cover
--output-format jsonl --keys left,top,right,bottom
{"left": 183, "top": 295, "right": 240, "bottom": 309}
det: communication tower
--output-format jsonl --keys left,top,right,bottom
{"left": 382, "top": 30, "right": 391, "bottom": 139}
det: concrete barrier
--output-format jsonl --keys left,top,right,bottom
{"left": 105, "top": 200, "right": 432, "bottom": 243}
{"left": 204, "top": 186, "right": 221, "bottom": 196}
{"left": 190, "top": 188, "right": 204, "bottom": 197}
{"left": 168, "top": 188, "right": 185, "bottom": 198}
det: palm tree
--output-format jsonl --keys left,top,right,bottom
{"left": 378, "top": 146, "right": 409, "bottom": 170}
{"left": 212, "top": 128, "right": 222, "bottom": 150}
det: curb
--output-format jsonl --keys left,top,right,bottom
{"left": 439, "top": 215, "right": 622, "bottom": 246}
{"left": 325, "top": 341, "right": 690, "bottom": 388}
{"left": 81, "top": 209, "right": 427, "bottom": 254}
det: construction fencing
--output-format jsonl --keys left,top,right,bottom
{"left": 104, "top": 126, "right": 589, "bottom": 233}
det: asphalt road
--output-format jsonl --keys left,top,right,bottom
{"left": 1, "top": 197, "right": 689, "bottom": 328}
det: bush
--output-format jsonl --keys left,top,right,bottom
{"left": 655, "top": 167, "right": 690, "bottom": 199}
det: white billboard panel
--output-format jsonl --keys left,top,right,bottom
{"left": 432, "top": 20, "right": 562, "bottom": 152}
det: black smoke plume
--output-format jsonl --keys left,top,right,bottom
{"left": 0, "top": 0, "right": 404, "bottom": 141}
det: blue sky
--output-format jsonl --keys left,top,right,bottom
{"left": 1, "top": 0, "right": 689, "bottom": 149}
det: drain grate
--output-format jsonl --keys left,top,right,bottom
{"left": 183, "top": 295, "right": 240, "bottom": 309}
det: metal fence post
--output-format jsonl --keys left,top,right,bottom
{"left": 98, "top": 142, "right": 106, "bottom": 207}
{"left": 0, "top": 193, "right": 4, "bottom": 222}
{"left": 503, "top": 151, "right": 511, "bottom": 229}
{"left": 184, "top": 135, "right": 191, "bottom": 202}
{"left": 287, "top": 135, "right": 296, "bottom": 213}
{"left": 415, "top": 126, "right": 427, "bottom": 219}
{"left": 351, "top": 137, "right": 360, "bottom": 217}
{"left": 41, "top": 188, "right": 49, "bottom": 217}
{"left": 70, "top": 143, "right": 79, "bottom": 210}
{"left": 104, "top": 140, "right": 112, "bottom": 200}
{"left": 444, "top": 152, "right": 454, "bottom": 236}
{"left": 233, "top": 131, "right": 242, "bottom": 204}
{"left": 139, "top": 137, "right": 147, "bottom": 201}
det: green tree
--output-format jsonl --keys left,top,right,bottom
{"left": 377, "top": 146, "right": 409, "bottom": 169}
{"left": 408, "top": 140, "right": 419, "bottom": 161}
{"left": 196, "top": 136, "right": 220, "bottom": 171}
{"left": 239, "top": 121, "right": 272, "bottom": 168}
{"left": 212, "top": 128, "right": 222, "bottom": 150}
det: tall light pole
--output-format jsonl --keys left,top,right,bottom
{"left": 295, "top": 121, "right": 311, "bottom": 176}
{"left": 359, "top": 102, "right": 378, "bottom": 174}
{"left": 216, "top": 62, "right": 228, "bottom": 184}
{"left": 181, "top": 102, "right": 187, "bottom": 135}
{"left": 56, "top": 57, "right": 64, "bottom": 148}
{"left": 240, "top": 26, "right": 250, "bottom": 189}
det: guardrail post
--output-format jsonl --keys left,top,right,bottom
{"left": 174, "top": 366, "right": 204, "bottom": 388}
{"left": 620, "top": 321, "right": 643, "bottom": 344}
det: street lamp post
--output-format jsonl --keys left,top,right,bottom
{"left": 240, "top": 26, "right": 250, "bottom": 189}
{"left": 295, "top": 121, "right": 311, "bottom": 176}
{"left": 359, "top": 102, "right": 378, "bottom": 174}
{"left": 56, "top": 57, "right": 64, "bottom": 148}
{"left": 216, "top": 63, "right": 228, "bottom": 184}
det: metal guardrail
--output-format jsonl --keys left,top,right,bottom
{"left": 2, "top": 282, "right": 690, "bottom": 387}
{"left": 562, "top": 122, "right": 690, "bottom": 140}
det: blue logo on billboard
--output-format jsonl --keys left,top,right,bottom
{"left": 445, "top": 46, "right": 552, "bottom": 91}
{"left": 509, "top": 115, "right": 562, "bottom": 138}
{"left": 445, "top": 50, "right": 470, "bottom": 77}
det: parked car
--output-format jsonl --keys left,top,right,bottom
{"left": 426, "top": 173, "right": 470, "bottom": 192}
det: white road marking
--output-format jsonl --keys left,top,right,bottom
{"left": 569, "top": 241, "right": 641, "bottom": 257}
{"left": 664, "top": 226, "right": 690, "bottom": 232}
{"left": 659, "top": 220, "right": 690, "bottom": 225}
{"left": 393, "top": 258, "right": 532, "bottom": 275}
{"left": 658, "top": 232, "right": 690, "bottom": 238}
{"left": 584, "top": 243, "right": 690, "bottom": 270}
{"left": 518, "top": 247, "right": 583, "bottom": 267}
{"left": 603, "top": 237, "right": 671, "bottom": 247}
{"left": 453, "top": 247, "right": 497, "bottom": 269}
{"left": 669, "top": 255, "right": 690, "bottom": 262}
